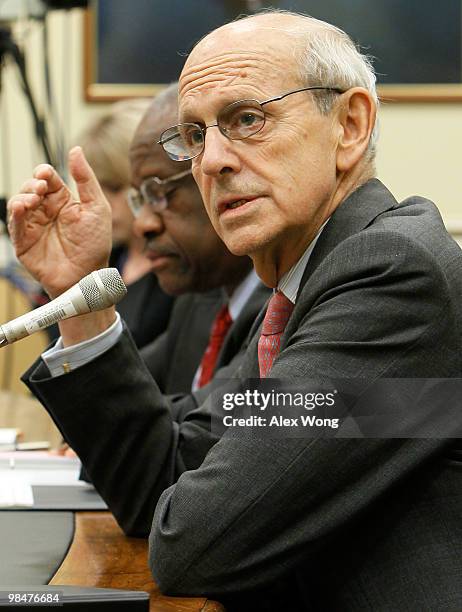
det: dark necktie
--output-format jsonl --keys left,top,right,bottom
{"left": 198, "top": 304, "right": 233, "bottom": 387}
{"left": 258, "top": 291, "right": 294, "bottom": 378}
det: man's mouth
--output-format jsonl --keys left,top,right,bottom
{"left": 227, "top": 199, "right": 249, "bottom": 210}
{"left": 144, "top": 240, "right": 177, "bottom": 261}
{"left": 144, "top": 248, "right": 178, "bottom": 272}
{"left": 218, "top": 196, "right": 258, "bottom": 215}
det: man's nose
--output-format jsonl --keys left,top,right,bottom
{"left": 133, "top": 204, "right": 165, "bottom": 238}
{"left": 199, "top": 127, "right": 241, "bottom": 177}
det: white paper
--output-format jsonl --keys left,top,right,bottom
{"left": 0, "top": 448, "right": 100, "bottom": 509}
{"left": 0, "top": 428, "right": 19, "bottom": 445}
{"left": 0, "top": 452, "right": 80, "bottom": 470}
{"left": 0, "top": 471, "right": 34, "bottom": 507}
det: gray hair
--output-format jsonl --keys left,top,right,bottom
{"left": 237, "top": 10, "right": 380, "bottom": 162}
{"left": 297, "top": 18, "right": 379, "bottom": 161}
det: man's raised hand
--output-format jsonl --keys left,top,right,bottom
{"left": 8, "top": 147, "right": 113, "bottom": 298}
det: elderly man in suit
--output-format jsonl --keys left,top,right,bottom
{"left": 9, "top": 10, "right": 462, "bottom": 612}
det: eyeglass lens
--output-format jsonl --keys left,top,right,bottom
{"left": 128, "top": 172, "right": 192, "bottom": 216}
{"left": 128, "top": 185, "right": 169, "bottom": 217}
{"left": 162, "top": 100, "right": 266, "bottom": 161}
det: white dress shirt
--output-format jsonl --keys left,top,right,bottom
{"left": 278, "top": 221, "right": 327, "bottom": 303}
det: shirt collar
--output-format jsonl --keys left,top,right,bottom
{"left": 278, "top": 220, "right": 329, "bottom": 304}
{"left": 227, "top": 268, "right": 261, "bottom": 321}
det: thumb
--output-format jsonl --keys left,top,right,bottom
{"left": 68, "top": 146, "right": 105, "bottom": 205}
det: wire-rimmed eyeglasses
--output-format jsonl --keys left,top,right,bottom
{"left": 158, "top": 86, "right": 344, "bottom": 162}
{"left": 127, "top": 168, "right": 192, "bottom": 217}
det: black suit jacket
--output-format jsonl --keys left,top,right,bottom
{"left": 24, "top": 180, "right": 462, "bottom": 611}
{"left": 140, "top": 290, "right": 222, "bottom": 394}
{"left": 140, "top": 283, "right": 270, "bottom": 395}
{"left": 116, "top": 271, "right": 174, "bottom": 350}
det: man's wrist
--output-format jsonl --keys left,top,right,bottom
{"left": 58, "top": 306, "right": 117, "bottom": 348}
{"left": 43, "top": 311, "right": 123, "bottom": 377}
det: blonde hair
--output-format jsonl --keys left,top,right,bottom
{"left": 76, "top": 98, "right": 152, "bottom": 188}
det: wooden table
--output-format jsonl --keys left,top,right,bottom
{"left": 49, "top": 512, "right": 224, "bottom": 612}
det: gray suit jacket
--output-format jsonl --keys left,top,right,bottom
{"left": 24, "top": 180, "right": 462, "bottom": 611}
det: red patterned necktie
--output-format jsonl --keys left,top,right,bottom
{"left": 258, "top": 291, "right": 294, "bottom": 378}
{"left": 198, "top": 304, "right": 233, "bottom": 387}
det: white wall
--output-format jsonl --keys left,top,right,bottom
{"left": 376, "top": 103, "right": 462, "bottom": 229}
{"left": 0, "top": 9, "right": 461, "bottom": 230}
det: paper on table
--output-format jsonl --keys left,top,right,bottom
{"left": 0, "top": 471, "right": 34, "bottom": 507}
{"left": 14, "top": 468, "right": 87, "bottom": 487}
{"left": 0, "top": 451, "right": 80, "bottom": 470}
{"left": 0, "top": 428, "right": 21, "bottom": 446}
{"left": 0, "top": 452, "right": 87, "bottom": 487}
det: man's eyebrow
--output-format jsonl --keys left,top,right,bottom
{"left": 178, "top": 100, "right": 228, "bottom": 125}
{"left": 179, "top": 89, "right": 255, "bottom": 124}
{"left": 178, "top": 105, "right": 203, "bottom": 125}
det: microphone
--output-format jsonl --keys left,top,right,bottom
{"left": 0, "top": 268, "right": 127, "bottom": 347}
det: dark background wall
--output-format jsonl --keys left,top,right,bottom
{"left": 95, "top": 0, "right": 461, "bottom": 86}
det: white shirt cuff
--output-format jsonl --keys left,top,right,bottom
{"left": 42, "top": 312, "right": 123, "bottom": 377}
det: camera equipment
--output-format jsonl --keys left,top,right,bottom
{"left": 0, "top": 26, "right": 55, "bottom": 164}
{"left": 0, "top": 0, "right": 89, "bottom": 202}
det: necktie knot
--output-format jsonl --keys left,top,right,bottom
{"left": 258, "top": 291, "right": 294, "bottom": 377}
{"left": 261, "top": 291, "right": 294, "bottom": 336}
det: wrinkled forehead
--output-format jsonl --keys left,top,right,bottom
{"left": 179, "top": 20, "right": 301, "bottom": 115}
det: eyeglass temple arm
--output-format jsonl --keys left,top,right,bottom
{"left": 260, "top": 86, "right": 344, "bottom": 106}
{"left": 148, "top": 168, "right": 193, "bottom": 186}
{"left": 158, "top": 132, "right": 179, "bottom": 145}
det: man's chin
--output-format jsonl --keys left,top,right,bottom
{"left": 156, "top": 272, "right": 194, "bottom": 297}
{"left": 222, "top": 232, "right": 261, "bottom": 259}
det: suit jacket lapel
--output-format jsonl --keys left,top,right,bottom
{"left": 281, "top": 179, "right": 399, "bottom": 349}
{"left": 299, "top": 179, "right": 399, "bottom": 290}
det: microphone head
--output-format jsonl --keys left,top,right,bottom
{"left": 78, "top": 268, "right": 127, "bottom": 311}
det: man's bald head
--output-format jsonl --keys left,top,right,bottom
{"left": 188, "top": 10, "right": 311, "bottom": 59}
{"left": 182, "top": 10, "right": 378, "bottom": 160}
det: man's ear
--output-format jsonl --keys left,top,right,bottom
{"left": 335, "top": 88, "right": 376, "bottom": 172}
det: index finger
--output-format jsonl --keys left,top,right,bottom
{"left": 33, "top": 163, "right": 68, "bottom": 195}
